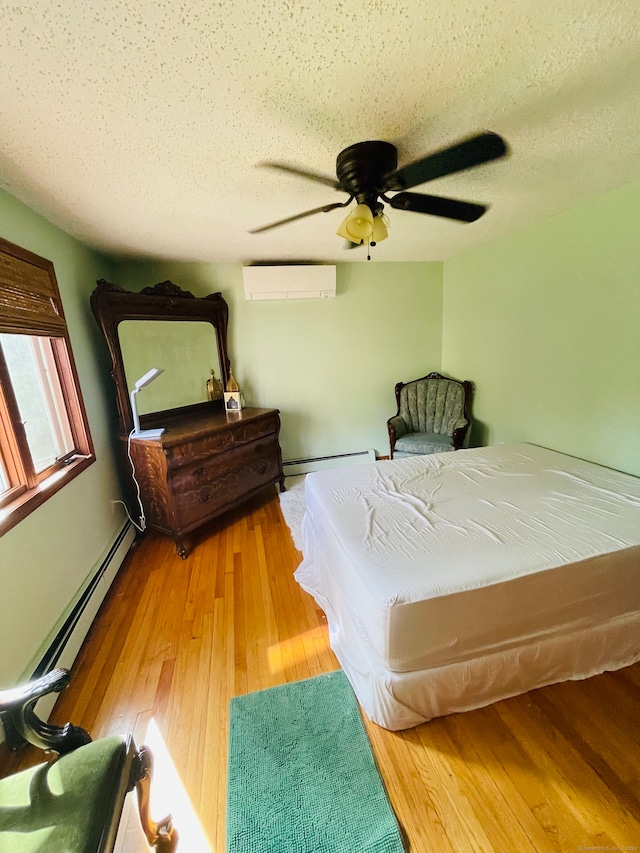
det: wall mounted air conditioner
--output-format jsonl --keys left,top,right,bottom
{"left": 242, "top": 265, "right": 336, "bottom": 300}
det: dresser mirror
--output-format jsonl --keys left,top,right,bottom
{"left": 90, "top": 279, "right": 230, "bottom": 434}
{"left": 118, "top": 320, "right": 224, "bottom": 415}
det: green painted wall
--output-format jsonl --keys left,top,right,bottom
{"left": 442, "top": 179, "right": 640, "bottom": 477}
{"left": 113, "top": 261, "right": 443, "bottom": 459}
{"left": 0, "top": 189, "right": 130, "bottom": 684}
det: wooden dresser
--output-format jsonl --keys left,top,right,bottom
{"left": 126, "top": 406, "right": 284, "bottom": 557}
{"left": 90, "top": 281, "right": 285, "bottom": 557}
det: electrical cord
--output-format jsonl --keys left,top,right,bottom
{"left": 111, "top": 430, "right": 147, "bottom": 533}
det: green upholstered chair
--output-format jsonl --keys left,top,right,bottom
{"left": 387, "top": 371, "right": 472, "bottom": 459}
{"left": 0, "top": 668, "right": 176, "bottom": 852}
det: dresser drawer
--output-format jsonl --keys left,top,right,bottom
{"left": 171, "top": 435, "right": 281, "bottom": 528}
{"left": 169, "top": 429, "right": 234, "bottom": 465}
{"left": 167, "top": 411, "right": 278, "bottom": 468}
{"left": 229, "top": 413, "right": 278, "bottom": 446}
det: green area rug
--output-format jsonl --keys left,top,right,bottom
{"left": 227, "top": 670, "right": 406, "bottom": 853}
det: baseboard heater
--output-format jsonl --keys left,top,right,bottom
{"left": 282, "top": 448, "right": 376, "bottom": 476}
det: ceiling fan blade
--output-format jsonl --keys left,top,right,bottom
{"left": 389, "top": 192, "right": 487, "bottom": 222}
{"left": 258, "top": 162, "right": 341, "bottom": 189}
{"left": 249, "top": 201, "right": 350, "bottom": 234}
{"left": 385, "top": 132, "right": 508, "bottom": 191}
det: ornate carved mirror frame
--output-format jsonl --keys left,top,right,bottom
{"left": 90, "top": 279, "right": 231, "bottom": 434}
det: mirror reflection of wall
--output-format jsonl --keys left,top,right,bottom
{"left": 118, "top": 320, "right": 222, "bottom": 415}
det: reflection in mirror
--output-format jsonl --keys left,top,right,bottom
{"left": 118, "top": 320, "right": 223, "bottom": 415}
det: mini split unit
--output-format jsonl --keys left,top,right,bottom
{"left": 242, "top": 265, "right": 336, "bottom": 300}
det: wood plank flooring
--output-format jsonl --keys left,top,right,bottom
{"left": 2, "top": 484, "right": 640, "bottom": 852}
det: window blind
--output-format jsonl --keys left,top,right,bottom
{"left": 0, "top": 238, "right": 67, "bottom": 337}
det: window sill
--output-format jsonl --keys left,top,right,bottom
{"left": 0, "top": 454, "right": 95, "bottom": 537}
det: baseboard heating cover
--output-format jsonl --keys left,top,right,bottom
{"left": 25, "top": 521, "right": 135, "bottom": 723}
{"left": 282, "top": 448, "right": 376, "bottom": 477}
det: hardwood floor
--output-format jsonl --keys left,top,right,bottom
{"left": 2, "top": 484, "right": 640, "bottom": 852}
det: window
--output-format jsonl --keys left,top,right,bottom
{"left": 0, "top": 236, "right": 95, "bottom": 534}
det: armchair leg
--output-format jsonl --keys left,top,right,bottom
{"left": 134, "top": 745, "right": 178, "bottom": 852}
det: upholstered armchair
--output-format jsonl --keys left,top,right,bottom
{"left": 0, "top": 668, "right": 176, "bottom": 852}
{"left": 387, "top": 371, "right": 472, "bottom": 458}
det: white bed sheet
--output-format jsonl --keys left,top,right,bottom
{"left": 294, "top": 443, "right": 640, "bottom": 729}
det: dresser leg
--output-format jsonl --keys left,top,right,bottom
{"left": 175, "top": 538, "right": 188, "bottom": 559}
{"left": 278, "top": 475, "right": 286, "bottom": 493}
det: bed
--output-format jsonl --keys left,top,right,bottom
{"left": 294, "top": 443, "right": 640, "bottom": 730}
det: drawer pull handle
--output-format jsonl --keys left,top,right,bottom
{"left": 258, "top": 461, "right": 267, "bottom": 475}
{"left": 194, "top": 466, "right": 206, "bottom": 478}
{"left": 199, "top": 492, "right": 212, "bottom": 503}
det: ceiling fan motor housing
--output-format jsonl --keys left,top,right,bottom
{"left": 336, "top": 141, "right": 398, "bottom": 206}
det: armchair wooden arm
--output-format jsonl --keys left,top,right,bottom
{"left": 387, "top": 414, "right": 407, "bottom": 458}
{"left": 0, "top": 669, "right": 177, "bottom": 852}
{"left": 451, "top": 417, "right": 470, "bottom": 450}
{"left": 0, "top": 667, "right": 91, "bottom": 754}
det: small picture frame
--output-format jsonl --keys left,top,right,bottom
{"left": 224, "top": 391, "right": 243, "bottom": 412}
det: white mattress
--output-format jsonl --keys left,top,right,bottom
{"left": 294, "top": 443, "right": 640, "bottom": 728}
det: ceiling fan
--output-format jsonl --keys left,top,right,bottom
{"left": 250, "top": 131, "right": 509, "bottom": 254}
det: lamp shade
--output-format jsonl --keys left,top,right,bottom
{"left": 371, "top": 214, "right": 388, "bottom": 244}
{"left": 336, "top": 213, "right": 362, "bottom": 243}
{"left": 134, "top": 367, "right": 165, "bottom": 390}
{"left": 344, "top": 204, "right": 374, "bottom": 241}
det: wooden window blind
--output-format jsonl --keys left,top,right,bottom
{"left": 0, "top": 239, "right": 68, "bottom": 336}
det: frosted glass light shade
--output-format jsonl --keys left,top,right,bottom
{"left": 337, "top": 214, "right": 362, "bottom": 243}
{"left": 346, "top": 204, "right": 374, "bottom": 240}
{"left": 371, "top": 215, "right": 388, "bottom": 243}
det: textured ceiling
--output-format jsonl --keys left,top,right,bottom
{"left": 1, "top": 1, "right": 640, "bottom": 264}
